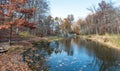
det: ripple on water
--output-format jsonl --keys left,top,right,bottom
{"left": 59, "top": 64, "right": 62, "bottom": 67}
{"left": 58, "top": 59, "right": 62, "bottom": 63}
{"left": 64, "top": 58, "right": 69, "bottom": 61}
{"left": 83, "top": 65, "right": 87, "bottom": 68}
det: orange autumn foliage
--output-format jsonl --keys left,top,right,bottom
{"left": 0, "top": 25, "right": 10, "bottom": 29}
{"left": 0, "top": 10, "right": 2, "bottom": 15}
{"left": 0, "top": 0, "right": 36, "bottom": 30}
{"left": 18, "top": 8, "right": 36, "bottom": 14}
{"left": 9, "top": 0, "right": 27, "bottom": 4}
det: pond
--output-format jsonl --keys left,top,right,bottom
{"left": 23, "top": 37, "right": 120, "bottom": 71}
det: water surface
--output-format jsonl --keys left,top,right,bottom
{"left": 23, "top": 38, "right": 120, "bottom": 71}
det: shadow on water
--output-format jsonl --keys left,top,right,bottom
{"left": 22, "top": 37, "right": 120, "bottom": 71}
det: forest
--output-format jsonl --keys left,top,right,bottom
{"left": 1, "top": 0, "right": 120, "bottom": 41}
{"left": 0, "top": 0, "right": 120, "bottom": 71}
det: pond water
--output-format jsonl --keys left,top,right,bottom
{"left": 23, "top": 38, "right": 120, "bottom": 71}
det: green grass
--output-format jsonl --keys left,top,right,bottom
{"left": 79, "top": 34, "right": 120, "bottom": 48}
{"left": 48, "top": 36, "right": 63, "bottom": 42}
{"left": 108, "top": 34, "right": 120, "bottom": 47}
{"left": 19, "top": 32, "right": 29, "bottom": 38}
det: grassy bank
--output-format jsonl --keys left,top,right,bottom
{"left": 42, "top": 36, "right": 63, "bottom": 42}
{"left": 79, "top": 34, "right": 120, "bottom": 49}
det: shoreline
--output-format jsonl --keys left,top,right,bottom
{"left": 0, "top": 36, "right": 63, "bottom": 71}
{"left": 0, "top": 35, "right": 120, "bottom": 70}
{"left": 79, "top": 35, "right": 120, "bottom": 50}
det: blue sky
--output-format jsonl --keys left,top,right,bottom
{"left": 49, "top": 0, "right": 120, "bottom": 20}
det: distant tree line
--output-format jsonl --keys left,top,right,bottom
{"left": 49, "top": 1, "right": 120, "bottom": 36}
{"left": 76, "top": 1, "right": 120, "bottom": 35}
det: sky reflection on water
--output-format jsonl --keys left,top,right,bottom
{"left": 23, "top": 38, "right": 120, "bottom": 71}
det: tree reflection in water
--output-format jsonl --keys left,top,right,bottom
{"left": 22, "top": 38, "right": 120, "bottom": 71}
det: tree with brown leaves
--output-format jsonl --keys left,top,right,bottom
{"left": 0, "top": 0, "right": 36, "bottom": 45}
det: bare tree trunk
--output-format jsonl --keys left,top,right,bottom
{"left": 95, "top": 26, "right": 98, "bottom": 34}
{"left": 9, "top": 25, "right": 12, "bottom": 46}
